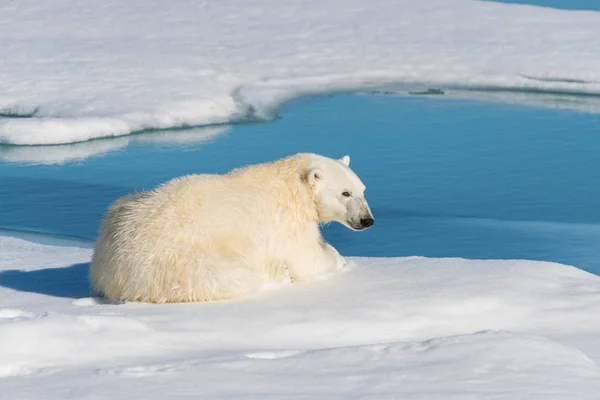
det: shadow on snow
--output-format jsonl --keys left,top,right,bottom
{"left": 0, "top": 262, "right": 92, "bottom": 299}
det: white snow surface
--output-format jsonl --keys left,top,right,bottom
{"left": 0, "top": 125, "right": 229, "bottom": 165}
{"left": 1, "top": 0, "right": 600, "bottom": 145}
{"left": 1, "top": 236, "right": 600, "bottom": 399}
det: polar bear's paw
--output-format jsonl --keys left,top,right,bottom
{"left": 335, "top": 255, "right": 349, "bottom": 271}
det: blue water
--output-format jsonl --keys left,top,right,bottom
{"left": 1, "top": 93, "right": 600, "bottom": 274}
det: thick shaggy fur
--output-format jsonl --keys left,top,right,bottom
{"left": 89, "top": 153, "right": 363, "bottom": 303}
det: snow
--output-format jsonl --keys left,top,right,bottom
{"left": 1, "top": 235, "right": 600, "bottom": 399}
{"left": 0, "top": 126, "right": 229, "bottom": 165}
{"left": 1, "top": 0, "right": 600, "bottom": 145}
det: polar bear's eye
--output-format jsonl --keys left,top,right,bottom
{"left": 342, "top": 191, "right": 351, "bottom": 197}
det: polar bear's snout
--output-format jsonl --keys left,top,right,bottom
{"left": 350, "top": 212, "right": 374, "bottom": 230}
{"left": 346, "top": 197, "right": 374, "bottom": 231}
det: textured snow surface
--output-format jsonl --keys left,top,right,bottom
{"left": 1, "top": 0, "right": 600, "bottom": 145}
{"left": 1, "top": 236, "right": 600, "bottom": 399}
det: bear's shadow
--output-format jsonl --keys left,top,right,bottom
{"left": 0, "top": 262, "right": 92, "bottom": 299}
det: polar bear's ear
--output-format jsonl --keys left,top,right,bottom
{"left": 306, "top": 168, "right": 323, "bottom": 187}
{"left": 339, "top": 155, "right": 350, "bottom": 166}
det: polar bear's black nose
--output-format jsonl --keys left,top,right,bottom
{"left": 360, "top": 217, "right": 374, "bottom": 228}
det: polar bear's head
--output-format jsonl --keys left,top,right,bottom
{"left": 306, "top": 155, "right": 374, "bottom": 231}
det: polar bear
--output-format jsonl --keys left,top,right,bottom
{"left": 89, "top": 153, "right": 374, "bottom": 303}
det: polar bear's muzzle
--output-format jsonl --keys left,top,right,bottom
{"left": 348, "top": 214, "right": 374, "bottom": 230}
{"left": 346, "top": 197, "right": 375, "bottom": 231}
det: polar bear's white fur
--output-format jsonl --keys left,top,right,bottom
{"left": 89, "top": 153, "right": 374, "bottom": 303}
